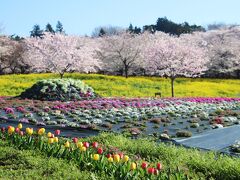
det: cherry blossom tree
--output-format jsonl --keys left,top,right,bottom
{"left": 96, "top": 32, "right": 144, "bottom": 78}
{"left": 24, "top": 32, "right": 101, "bottom": 78}
{"left": 144, "top": 32, "right": 209, "bottom": 97}
{"left": 0, "top": 36, "right": 27, "bottom": 74}
{"left": 199, "top": 26, "right": 240, "bottom": 78}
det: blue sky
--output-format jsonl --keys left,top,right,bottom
{"left": 0, "top": 0, "right": 239, "bottom": 37}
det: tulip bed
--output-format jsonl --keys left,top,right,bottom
{"left": 1, "top": 125, "right": 240, "bottom": 179}
{"left": 0, "top": 125, "right": 175, "bottom": 179}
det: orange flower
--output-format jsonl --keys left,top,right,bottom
{"left": 38, "top": 128, "right": 45, "bottom": 135}
{"left": 113, "top": 154, "right": 120, "bottom": 162}
{"left": 8, "top": 126, "right": 15, "bottom": 134}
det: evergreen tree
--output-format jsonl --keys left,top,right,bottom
{"left": 56, "top": 21, "right": 64, "bottom": 33}
{"left": 133, "top": 26, "right": 141, "bottom": 34}
{"left": 10, "top": 34, "right": 24, "bottom": 41}
{"left": 155, "top": 17, "right": 205, "bottom": 36}
{"left": 128, "top": 23, "right": 134, "bottom": 33}
{"left": 143, "top": 25, "right": 156, "bottom": 33}
{"left": 45, "top": 23, "right": 55, "bottom": 33}
{"left": 30, "top": 24, "right": 43, "bottom": 38}
{"left": 98, "top": 28, "right": 106, "bottom": 37}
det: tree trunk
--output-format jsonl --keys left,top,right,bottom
{"left": 124, "top": 67, "right": 128, "bottom": 78}
{"left": 171, "top": 77, "right": 175, "bottom": 97}
{"left": 60, "top": 73, "right": 64, "bottom": 79}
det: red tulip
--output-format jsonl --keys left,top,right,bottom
{"left": 92, "top": 142, "right": 98, "bottom": 148}
{"left": 97, "top": 148, "right": 103, "bottom": 154}
{"left": 72, "top": 137, "right": 78, "bottom": 143}
{"left": 83, "top": 142, "right": 89, "bottom": 148}
{"left": 154, "top": 169, "right": 159, "bottom": 175}
{"left": 118, "top": 152, "right": 124, "bottom": 159}
{"left": 51, "top": 134, "right": 55, "bottom": 138}
{"left": 106, "top": 154, "right": 112, "bottom": 158}
{"left": 141, "top": 162, "right": 148, "bottom": 169}
{"left": 54, "top": 129, "right": 61, "bottom": 136}
{"left": 15, "top": 127, "right": 20, "bottom": 133}
{"left": 156, "top": 163, "right": 162, "bottom": 170}
{"left": 1, "top": 127, "right": 5, "bottom": 132}
{"left": 148, "top": 167, "right": 155, "bottom": 174}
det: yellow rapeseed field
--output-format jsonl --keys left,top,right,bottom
{"left": 0, "top": 73, "right": 239, "bottom": 97}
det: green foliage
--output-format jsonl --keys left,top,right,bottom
{"left": 56, "top": 21, "right": 64, "bottom": 33}
{"left": 19, "top": 78, "right": 96, "bottom": 101}
{"left": 30, "top": 24, "right": 43, "bottom": 38}
{"left": 1, "top": 130, "right": 240, "bottom": 179}
{"left": 0, "top": 73, "right": 239, "bottom": 97}
{"left": 45, "top": 23, "right": 55, "bottom": 34}
{"left": 143, "top": 17, "right": 205, "bottom": 35}
{"left": 87, "top": 133, "right": 240, "bottom": 180}
{"left": 0, "top": 140, "right": 106, "bottom": 180}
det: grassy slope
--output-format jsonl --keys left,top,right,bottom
{"left": 0, "top": 73, "right": 239, "bottom": 97}
{"left": 86, "top": 133, "right": 240, "bottom": 179}
{"left": 0, "top": 133, "right": 240, "bottom": 179}
{"left": 0, "top": 140, "right": 109, "bottom": 180}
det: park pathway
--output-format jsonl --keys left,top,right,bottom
{"left": 175, "top": 125, "right": 240, "bottom": 151}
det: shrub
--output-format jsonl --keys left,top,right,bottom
{"left": 176, "top": 130, "right": 192, "bottom": 137}
{"left": 19, "top": 78, "right": 98, "bottom": 101}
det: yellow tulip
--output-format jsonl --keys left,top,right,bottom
{"left": 77, "top": 142, "right": 83, "bottom": 148}
{"left": 53, "top": 137, "right": 58, "bottom": 143}
{"left": 80, "top": 146, "right": 86, "bottom": 152}
{"left": 108, "top": 157, "right": 113, "bottom": 163}
{"left": 48, "top": 138, "right": 54, "bottom": 144}
{"left": 113, "top": 154, "right": 120, "bottom": 163}
{"left": 130, "top": 162, "right": 137, "bottom": 170}
{"left": 26, "top": 127, "right": 33, "bottom": 135}
{"left": 93, "top": 154, "right": 100, "bottom": 161}
{"left": 18, "top": 123, "right": 23, "bottom": 129}
{"left": 47, "top": 132, "right": 52, "bottom": 138}
{"left": 123, "top": 155, "right": 129, "bottom": 162}
{"left": 8, "top": 126, "right": 15, "bottom": 134}
{"left": 38, "top": 128, "right": 45, "bottom": 135}
{"left": 64, "top": 141, "right": 70, "bottom": 148}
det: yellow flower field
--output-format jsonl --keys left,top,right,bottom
{"left": 0, "top": 73, "right": 239, "bottom": 97}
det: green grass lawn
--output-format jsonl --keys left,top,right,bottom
{"left": 0, "top": 73, "right": 239, "bottom": 97}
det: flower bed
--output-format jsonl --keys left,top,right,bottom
{"left": 0, "top": 124, "right": 168, "bottom": 179}
{"left": 0, "top": 97, "right": 239, "bottom": 138}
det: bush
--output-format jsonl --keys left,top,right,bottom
{"left": 176, "top": 130, "right": 192, "bottom": 137}
{"left": 19, "top": 78, "right": 98, "bottom": 101}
